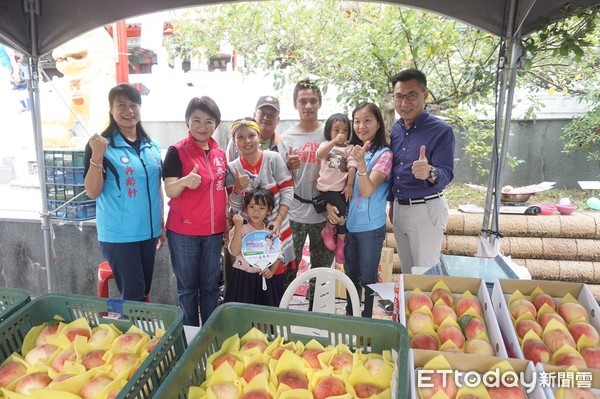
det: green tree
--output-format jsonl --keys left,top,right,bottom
{"left": 165, "top": 1, "right": 599, "bottom": 176}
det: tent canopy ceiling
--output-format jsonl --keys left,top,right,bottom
{"left": 1, "top": 0, "right": 598, "bottom": 57}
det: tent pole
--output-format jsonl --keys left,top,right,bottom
{"left": 480, "top": 0, "right": 518, "bottom": 247}
{"left": 26, "top": 1, "right": 57, "bottom": 293}
{"left": 490, "top": 36, "right": 522, "bottom": 246}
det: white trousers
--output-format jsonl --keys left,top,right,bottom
{"left": 393, "top": 197, "right": 449, "bottom": 274}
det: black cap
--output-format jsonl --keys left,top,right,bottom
{"left": 255, "top": 96, "right": 280, "bottom": 112}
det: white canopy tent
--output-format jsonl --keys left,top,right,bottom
{"left": 0, "top": 0, "right": 598, "bottom": 292}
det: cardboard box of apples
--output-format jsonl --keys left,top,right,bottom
{"left": 399, "top": 275, "right": 507, "bottom": 358}
{"left": 410, "top": 349, "right": 546, "bottom": 398}
{"left": 492, "top": 279, "right": 600, "bottom": 397}
{"left": 0, "top": 293, "right": 185, "bottom": 399}
{"left": 153, "top": 303, "right": 410, "bottom": 399}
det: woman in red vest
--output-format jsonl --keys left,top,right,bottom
{"left": 162, "top": 96, "right": 227, "bottom": 326}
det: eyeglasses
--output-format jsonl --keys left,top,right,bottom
{"left": 392, "top": 92, "right": 420, "bottom": 103}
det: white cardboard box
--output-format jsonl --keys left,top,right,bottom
{"left": 400, "top": 274, "right": 507, "bottom": 358}
{"left": 536, "top": 362, "right": 600, "bottom": 398}
{"left": 409, "top": 349, "right": 545, "bottom": 398}
{"left": 491, "top": 279, "right": 600, "bottom": 360}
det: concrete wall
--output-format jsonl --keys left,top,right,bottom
{"left": 0, "top": 216, "right": 180, "bottom": 304}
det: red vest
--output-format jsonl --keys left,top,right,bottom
{"left": 166, "top": 134, "right": 227, "bottom": 236}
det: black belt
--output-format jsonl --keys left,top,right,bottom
{"left": 396, "top": 192, "right": 443, "bottom": 205}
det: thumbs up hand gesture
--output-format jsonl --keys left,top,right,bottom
{"left": 351, "top": 140, "right": 370, "bottom": 163}
{"left": 233, "top": 167, "right": 250, "bottom": 194}
{"left": 183, "top": 164, "right": 201, "bottom": 189}
{"left": 412, "top": 145, "right": 431, "bottom": 180}
{"left": 286, "top": 146, "right": 301, "bottom": 171}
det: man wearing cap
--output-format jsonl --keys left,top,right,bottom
{"left": 388, "top": 69, "right": 455, "bottom": 274}
{"left": 226, "top": 95, "right": 281, "bottom": 161}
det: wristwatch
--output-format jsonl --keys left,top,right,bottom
{"left": 428, "top": 166, "right": 438, "bottom": 181}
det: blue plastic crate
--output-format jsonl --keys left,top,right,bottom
{"left": 47, "top": 199, "right": 96, "bottom": 221}
{"left": 43, "top": 149, "right": 85, "bottom": 167}
{"left": 45, "top": 166, "right": 85, "bottom": 185}
{"left": 46, "top": 183, "right": 90, "bottom": 201}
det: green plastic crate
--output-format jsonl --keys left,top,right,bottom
{"left": 0, "top": 293, "right": 186, "bottom": 399}
{"left": 153, "top": 303, "right": 409, "bottom": 399}
{"left": 0, "top": 288, "right": 30, "bottom": 323}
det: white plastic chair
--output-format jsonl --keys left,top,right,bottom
{"left": 279, "top": 267, "right": 361, "bottom": 316}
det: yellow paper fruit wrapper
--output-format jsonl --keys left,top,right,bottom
{"left": 550, "top": 345, "right": 584, "bottom": 365}
{"left": 188, "top": 386, "right": 207, "bottom": 399}
{"left": 87, "top": 324, "right": 123, "bottom": 351}
{"left": 47, "top": 369, "right": 95, "bottom": 394}
{"left": 239, "top": 328, "right": 269, "bottom": 353}
{"left": 240, "top": 372, "right": 275, "bottom": 398}
{"left": 347, "top": 354, "right": 393, "bottom": 390}
{"left": 239, "top": 353, "right": 272, "bottom": 387}
{"left": 21, "top": 321, "right": 66, "bottom": 356}
{"left": 207, "top": 335, "right": 244, "bottom": 378}
{"left": 206, "top": 380, "right": 242, "bottom": 399}
{"left": 110, "top": 325, "right": 150, "bottom": 356}
{"left": 279, "top": 388, "right": 313, "bottom": 399}
{"left": 50, "top": 318, "right": 92, "bottom": 349}
{"left": 1, "top": 387, "right": 83, "bottom": 399}
{"left": 205, "top": 360, "right": 242, "bottom": 388}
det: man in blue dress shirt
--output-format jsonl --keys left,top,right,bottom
{"left": 388, "top": 69, "right": 455, "bottom": 274}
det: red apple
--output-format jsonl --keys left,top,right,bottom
{"left": 458, "top": 315, "right": 486, "bottom": 339}
{"left": 241, "top": 390, "right": 271, "bottom": 399}
{"left": 410, "top": 334, "right": 438, "bottom": 350}
{"left": 110, "top": 352, "right": 138, "bottom": 376}
{"left": 0, "top": 361, "right": 27, "bottom": 387}
{"left": 114, "top": 332, "right": 143, "bottom": 352}
{"left": 242, "top": 362, "right": 269, "bottom": 383}
{"left": 24, "top": 344, "right": 58, "bottom": 365}
{"left": 407, "top": 311, "right": 434, "bottom": 334}
{"left": 407, "top": 293, "right": 433, "bottom": 313}
{"left": 515, "top": 319, "right": 543, "bottom": 339}
{"left": 510, "top": 299, "right": 536, "bottom": 320}
{"left": 568, "top": 322, "right": 600, "bottom": 345}
{"left": 330, "top": 353, "right": 353, "bottom": 371}
{"left": 532, "top": 293, "right": 556, "bottom": 311}
{"left": 278, "top": 370, "right": 309, "bottom": 389}
{"left": 558, "top": 302, "right": 589, "bottom": 324}
{"left": 464, "top": 338, "right": 494, "bottom": 356}
{"left": 522, "top": 339, "right": 551, "bottom": 364}
{"left": 64, "top": 327, "right": 91, "bottom": 342}
{"left": 210, "top": 382, "right": 240, "bottom": 399}
{"left": 537, "top": 312, "right": 566, "bottom": 329}
{"left": 35, "top": 323, "right": 60, "bottom": 345}
{"left": 14, "top": 372, "right": 52, "bottom": 395}
{"left": 213, "top": 354, "right": 237, "bottom": 370}
{"left": 438, "top": 325, "right": 465, "bottom": 348}
{"left": 432, "top": 305, "right": 457, "bottom": 326}
{"left": 355, "top": 382, "right": 384, "bottom": 398}
{"left": 313, "top": 376, "right": 346, "bottom": 399}
{"left": 581, "top": 346, "right": 600, "bottom": 369}
{"left": 554, "top": 353, "right": 587, "bottom": 368}
{"left": 80, "top": 375, "right": 114, "bottom": 399}
{"left": 455, "top": 297, "right": 482, "bottom": 318}
{"left": 51, "top": 348, "right": 76, "bottom": 371}
{"left": 302, "top": 348, "right": 324, "bottom": 369}
{"left": 487, "top": 385, "right": 526, "bottom": 399}
{"left": 82, "top": 349, "right": 107, "bottom": 369}
{"left": 240, "top": 339, "right": 268, "bottom": 352}
{"left": 543, "top": 328, "right": 576, "bottom": 352}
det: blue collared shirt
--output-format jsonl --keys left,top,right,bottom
{"left": 389, "top": 110, "right": 455, "bottom": 200}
